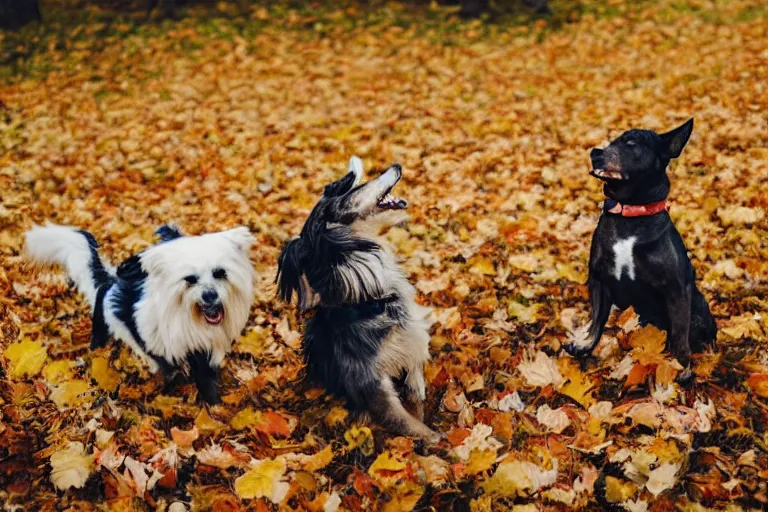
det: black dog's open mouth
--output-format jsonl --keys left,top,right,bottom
{"left": 198, "top": 303, "right": 224, "bottom": 325}
{"left": 591, "top": 168, "right": 624, "bottom": 181}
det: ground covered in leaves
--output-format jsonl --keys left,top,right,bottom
{"left": 1, "top": 1, "right": 768, "bottom": 510}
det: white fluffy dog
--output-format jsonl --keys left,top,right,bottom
{"left": 25, "top": 223, "right": 255, "bottom": 403}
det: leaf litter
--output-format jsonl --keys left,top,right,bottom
{"left": 1, "top": 0, "right": 768, "bottom": 510}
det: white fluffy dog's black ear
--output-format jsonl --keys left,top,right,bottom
{"left": 221, "top": 227, "right": 254, "bottom": 254}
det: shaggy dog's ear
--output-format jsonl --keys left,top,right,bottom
{"left": 276, "top": 237, "right": 305, "bottom": 304}
{"left": 221, "top": 227, "right": 254, "bottom": 254}
{"left": 323, "top": 155, "right": 364, "bottom": 198}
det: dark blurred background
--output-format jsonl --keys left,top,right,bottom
{"left": 3, "top": 0, "right": 552, "bottom": 30}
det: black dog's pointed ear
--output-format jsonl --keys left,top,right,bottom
{"left": 276, "top": 237, "right": 305, "bottom": 303}
{"left": 660, "top": 118, "right": 694, "bottom": 159}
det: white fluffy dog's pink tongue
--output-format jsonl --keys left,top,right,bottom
{"left": 204, "top": 311, "right": 223, "bottom": 324}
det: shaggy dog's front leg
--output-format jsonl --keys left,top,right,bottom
{"left": 369, "top": 376, "right": 439, "bottom": 444}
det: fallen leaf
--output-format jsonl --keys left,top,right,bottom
{"left": 91, "top": 356, "right": 121, "bottom": 393}
{"left": 50, "top": 441, "right": 93, "bottom": 491}
{"left": 535, "top": 404, "right": 571, "bottom": 433}
{"left": 5, "top": 338, "right": 48, "bottom": 378}
{"left": 483, "top": 459, "right": 558, "bottom": 497}
{"left": 234, "top": 459, "right": 289, "bottom": 503}
{"left": 50, "top": 379, "right": 92, "bottom": 408}
{"left": 518, "top": 350, "right": 564, "bottom": 388}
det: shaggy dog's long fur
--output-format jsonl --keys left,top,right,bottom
{"left": 277, "top": 157, "right": 439, "bottom": 443}
{"left": 25, "top": 223, "right": 255, "bottom": 403}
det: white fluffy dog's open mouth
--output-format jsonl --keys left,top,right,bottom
{"left": 198, "top": 303, "right": 224, "bottom": 325}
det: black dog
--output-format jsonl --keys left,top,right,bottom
{"left": 277, "top": 157, "right": 439, "bottom": 443}
{"left": 565, "top": 119, "right": 716, "bottom": 382}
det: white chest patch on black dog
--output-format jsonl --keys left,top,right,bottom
{"left": 612, "top": 236, "right": 637, "bottom": 281}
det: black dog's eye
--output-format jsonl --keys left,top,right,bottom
{"left": 212, "top": 268, "right": 227, "bottom": 279}
{"left": 183, "top": 275, "right": 198, "bottom": 285}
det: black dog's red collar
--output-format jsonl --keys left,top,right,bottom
{"left": 604, "top": 199, "right": 668, "bottom": 217}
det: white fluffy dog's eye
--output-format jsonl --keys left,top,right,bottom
{"left": 212, "top": 268, "right": 227, "bottom": 279}
{"left": 184, "top": 275, "right": 198, "bottom": 285}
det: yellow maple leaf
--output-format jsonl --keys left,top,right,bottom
{"left": 482, "top": 459, "right": 558, "bottom": 498}
{"left": 382, "top": 482, "right": 425, "bottom": 512}
{"left": 468, "top": 255, "right": 496, "bottom": 276}
{"left": 50, "top": 380, "right": 92, "bottom": 408}
{"left": 604, "top": 476, "right": 637, "bottom": 502}
{"left": 234, "top": 458, "right": 289, "bottom": 503}
{"left": 324, "top": 406, "right": 349, "bottom": 427}
{"left": 42, "top": 360, "right": 75, "bottom": 384}
{"left": 628, "top": 325, "right": 667, "bottom": 353}
{"left": 369, "top": 451, "right": 408, "bottom": 489}
{"left": 5, "top": 339, "right": 48, "bottom": 378}
{"left": 196, "top": 407, "right": 226, "bottom": 433}
{"left": 230, "top": 407, "right": 261, "bottom": 430}
{"left": 466, "top": 449, "right": 497, "bottom": 476}
{"left": 558, "top": 358, "right": 595, "bottom": 407}
{"left": 507, "top": 301, "right": 541, "bottom": 324}
{"left": 236, "top": 326, "right": 269, "bottom": 356}
{"left": 90, "top": 356, "right": 121, "bottom": 393}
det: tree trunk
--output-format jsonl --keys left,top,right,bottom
{"left": 1, "top": 0, "right": 42, "bottom": 30}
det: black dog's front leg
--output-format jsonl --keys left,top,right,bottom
{"left": 666, "top": 283, "right": 693, "bottom": 382}
{"left": 187, "top": 351, "right": 220, "bottom": 404}
{"left": 565, "top": 275, "right": 612, "bottom": 357}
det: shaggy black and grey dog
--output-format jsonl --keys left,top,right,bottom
{"left": 277, "top": 157, "right": 439, "bottom": 443}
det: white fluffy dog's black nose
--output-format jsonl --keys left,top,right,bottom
{"left": 202, "top": 290, "right": 219, "bottom": 304}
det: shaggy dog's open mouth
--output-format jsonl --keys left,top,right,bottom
{"left": 198, "top": 303, "right": 224, "bottom": 325}
{"left": 377, "top": 182, "right": 408, "bottom": 210}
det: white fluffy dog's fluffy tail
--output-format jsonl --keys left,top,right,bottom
{"left": 25, "top": 224, "right": 113, "bottom": 306}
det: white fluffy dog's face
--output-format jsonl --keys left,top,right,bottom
{"left": 140, "top": 227, "right": 255, "bottom": 338}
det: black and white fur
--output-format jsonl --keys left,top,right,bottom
{"left": 564, "top": 119, "right": 717, "bottom": 382}
{"left": 277, "top": 157, "right": 439, "bottom": 443}
{"left": 25, "top": 223, "right": 255, "bottom": 403}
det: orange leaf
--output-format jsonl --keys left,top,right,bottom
{"left": 746, "top": 374, "right": 768, "bottom": 398}
{"left": 624, "top": 363, "right": 653, "bottom": 388}
{"left": 255, "top": 411, "right": 292, "bottom": 438}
